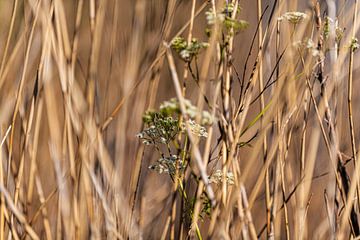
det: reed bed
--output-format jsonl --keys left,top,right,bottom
{"left": 0, "top": 0, "right": 360, "bottom": 239}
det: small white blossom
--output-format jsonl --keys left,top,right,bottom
{"left": 180, "top": 50, "right": 191, "bottom": 61}
{"left": 311, "top": 49, "right": 320, "bottom": 57}
{"left": 142, "top": 140, "right": 152, "bottom": 145}
{"left": 206, "top": 11, "right": 225, "bottom": 25}
{"left": 160, "top": 99, "right": 178, "bottom": 111}
{"left": 136, "top": 133, "right": 144, "bottom": 138}
{"left": 182, "top": 119, "right": 208, "bottom": 138}
{"left": 279, "top": 12, "right": 308, "bottom": 24}
{"left": 209, "top": 170, "right": 235, "bottom": 185}
{"left": 305, "top": 39, "right": 321, "bottom": 57}
{"left": 148, "top": 155, "right": 183, "bottom": 175}
{"left": 160, "top": 98, "right": 214, "bottom": 125}
{"left": 306, "top": 39, "right": 315, "bottom": 49}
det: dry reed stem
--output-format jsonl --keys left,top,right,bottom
{"left": 0, "top": 0, "right": 360, "bottom": 239}
{"left": 165, "top": 45, "right": 215, "bottom": 206}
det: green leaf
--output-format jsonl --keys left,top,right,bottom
{"left": 241, "top": 101, "right": 272, "bottom": 137}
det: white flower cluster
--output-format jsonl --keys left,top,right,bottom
{"left": 160, "top": 98, "right": 214, "bottom": 125}
{"left": 292, "top": 38, "right": 321, "bottom": 58}
{"left": 182, "top": 119, "right": 208, "bottom": 138}
{"left": 136, "top": 126, "right": 167, "bottom": 145}
{"left": 205, "top": 4, "right": 248, "bottom": 34}
{"left": 205, "top": 10, "right": 225, "bottom": 25}
{"left": 148, "top": 155, "right": 183, "bottom": 175}
{"left": 209, "top": 170, "right": 235, "bottom": 185}
{"left": 136, "top": 115, "right": 180, "bottom": 145}
{"left": 307, "top": 39, "right": 321, "bottom": 57}
{"left": 159, "top": 98, "right": 178, "bottom": 112}
{"left": 278, "top": 12, "right": 308, "bottom": 24}
{"left": 170, "top": 37, "right": 209, "bottom": 62}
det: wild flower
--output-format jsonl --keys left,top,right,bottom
{"left": 322, "top": 17, "right": 345, "bottom": 48}
{"left": 139, "top": 100, "right": 214, "bottom": 235}
{"left": 336, "top": 26, "right": 345, "bottom": 44}
{"left": 148, "top": 155, "right": 183, "bottom": 175}
{"left": 160, "top": 98, "right": 214, "bottom": 125}
{"left": 278, "top": 11, "right": 308, "bottom": 24}
{"left": 293, "top": 38, "right": 322, "bottom": 58}
{"left": 182, "top": 119, "right": 208, "bottom": 138}
{"left": 209, "top": 170, "right": 235, "bottom": 185}
{"left": 205, "top": 3, "right": 248, "bottom": 36}
{"left": 137, "top": 113, "right": 181, "bottom": 145}
{"left": 305, "top": 39, "right": 321, "bottom": 57}
{"left": 138, "top": 98, "right": 210, "bottom": 177}
{"left": 205, "top": 11, "right": 224, "bottom": 25}
{"left": 171, "top": 37, "right": 209, "bottom": 62}
{"left": 222, "top": 2, "right": 240, "bottom": 16}
{"left": 350, "top": 37, "right": 359, "bottom": 52}
{"left": 306, "top": 39, "right": 315, "bottom": 49}
{"left": 323, "top": 16, "right": 333, "bottom": 40}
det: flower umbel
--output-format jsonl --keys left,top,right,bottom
{"left": 279, "top": 12, "right": 308, "bottom": 24}
{"left": 171, "top": 37, "right": 209, "bottom": 62}
{"left": 160, "top": 98, "right": 214, "bottom": 125}
{"left": 209, "top": 170, "right": 235, "bottom": 185}
{"left": 138, "top": 98, "right": 211, "bottom": 178}
{"left": 205, "top": 3, "right": 248, "bottom": 36}
{"left": 182, "top": 119, "right": 208, "bottom": 138}
{"left": 148, "top": 155, "right": 183, "bottom": 175}
{"left": 137, "top": 113, "right": 181, "bottom": 145}
{"left": 350, "top": 37, "right": 359, "bottom": 52}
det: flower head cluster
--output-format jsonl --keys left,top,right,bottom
{"left": 160, "top": 98, "right": 214, "bottom": 126}
{"left": 292, "top": 38, "right": 321, "bottom": 58}
{"left": 171, "top": 37, "right": 209, "bottom": 62}
{"left": 278, "top": 12, "right": 308, "bottom": 24}
{"left": 148, "top": 155, "right": 184, "bottom": 175}
{"left": 350, "top": 37, "right": 359, "bottom": 52}
{"left": 323, "top": 16, "right": 333, "bottom": 40}
{"left": 137, "top": 113, "right": 181, "bottom": 145}
{"left": 139, "top": 98, "right": 212, "bottom": 179}
{"left": 306, "top": 39, "right": 321, "bottom": 57}
{"left": 205, "top": 3, "right": 248, "bottom": 35}
{"left": 139, "top": 98, "right": 212, "bottom": 144}
{"left": 205, "top": 10, "right": 224, "bottom": 25}
{"left": 209, "top": 170, "right": 235, "bottom": 185}
{"left": 336, "top": 26, "right": 345, "bottom": 44}
{"left": 182, "top": 119, "right": 208, "bottom": 138}
{"left": 322, "top": 17, "right": 344, "bottom": 46}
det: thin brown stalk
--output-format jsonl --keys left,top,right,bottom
{"left": 0, "top": 0, "right": 19, "bottom": 89}
{"left": 240, "top": 184, "right": 257, "bottom": 240}
{"left": 7, "top": 0, "right": 40, "bottom": 188}
{"left": 100, "top": 1, "right": 209, "bottom": 131}
{"left": 128, "top": 0, "right": 177, "bottom": 236}
{"left": 191, "top": 0, "right": 222, "bottom": 233}
{"left": 278, "top": 131, "right": 290, "bottom": 240}
{"left": 257, "top": 0, "right": 271, "bottom": 237}
{"left": 0, "top": 184, "right": 39, "bottom": 240}
{"left": 34, "top": 176, "right": 52, "bottom": 240}
{"left": 0, "top": 126, "right": 11, "bottom": 240}
{"left": 165, "top": 45, "right": 215, "bottom": 205}
{"left": 170, "top": 1, "right": 197, "bottom": 237}
{"left": 181, "top": 0, "right": 196, "bottom": 92}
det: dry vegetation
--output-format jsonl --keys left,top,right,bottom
{"left": 1, "top": 0, "right": 360, "bottom": 239}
